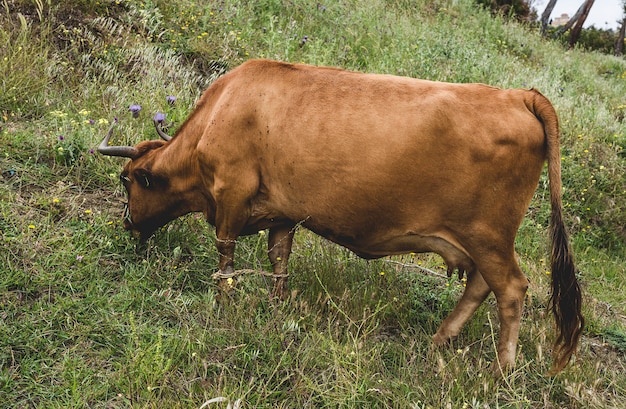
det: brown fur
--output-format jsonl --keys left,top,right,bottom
{"left": 105, "top": 60, "right": 583, "bottom": 374}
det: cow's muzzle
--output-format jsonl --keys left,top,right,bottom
{"left": 122, "top": 203, "right": 155, "bottom": 241}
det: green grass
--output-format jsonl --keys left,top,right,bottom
{"left": 1, "top": 0, "right": 626, "bottom": 407}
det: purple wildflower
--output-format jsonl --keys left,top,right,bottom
{"left": 154, "top": 112, "right": 166, "bottom": 123}
{"left": 166, "top": 95, "right": 177, "bottom": 105}
{"left": 59, "top": 135, "right": 64, "bottom": 141}
{"left": 129, "top": 104, "right": 142, "bottom": 118}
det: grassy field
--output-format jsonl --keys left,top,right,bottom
{"left": 1, "top": 0, "right": 626, "bottom": 407}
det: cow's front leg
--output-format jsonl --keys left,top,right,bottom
{"left": 213, "top": 196, "right": 249, "bottom": 293}
{"left": 268, "top": 224, "right": 296, "bottom": 299}
{"left": 215, "top": 235, "right": 237, "bottom": 293}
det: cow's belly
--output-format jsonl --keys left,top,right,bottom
{"left": 248, "top": 187, "right": 477, "bottom": 274}
{"left": 305, "top": 222, "right": 476, "bottom": 275}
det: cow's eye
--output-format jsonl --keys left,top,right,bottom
{"left": 139, "top": 175, "right": 150, "bottom": 188}
{"left": 133, "top": 169, "right": 153, "bottom": 189}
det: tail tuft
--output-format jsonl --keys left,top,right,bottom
{"left": 548, "top": 212, "right": 584, "bottom": 373}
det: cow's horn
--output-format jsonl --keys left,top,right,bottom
{"left": 97, "top": 122, "right": 140, "bottom": 159}
{"left": 153, "top": 118, "right": 172, "bottom": 141}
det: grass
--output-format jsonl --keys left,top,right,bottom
{"left": 1, "top": 0, "right": 626, "bottom": 407}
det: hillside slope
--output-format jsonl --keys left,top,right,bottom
{"left": 1, "top": 0, "right": 625, "bottom": 407}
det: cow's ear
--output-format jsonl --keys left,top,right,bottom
{"left": 133, "top": 168, "right": 153, "bottom": 189}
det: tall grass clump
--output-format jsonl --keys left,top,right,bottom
{"left": 1, "top": 0, "right": 625, "bottom": 407}
{"left": 0, "top": 0, "right": 54, "bottom": 118}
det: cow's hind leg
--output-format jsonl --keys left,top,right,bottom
{"left": 268, "top": 224, "right": 296, "bottom": 299}
{"left": 477, "top": 254, "right": 529, "bottom": 375}
{"left": 432, "top": 268, "right": 491, "bottom": 345}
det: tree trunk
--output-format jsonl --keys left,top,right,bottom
{"left": 568, "top": 0, "right": 595, "bottom": 48}
{"left": 553, "top": 0, "right": 589, "bottom": 37}
{"left": 616, "top": 16, "right": 626, "bottom": 56}
{"left": 540, "top": 0, "right": 559, "bottom": 36}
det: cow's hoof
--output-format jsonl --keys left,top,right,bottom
{"left": 489, "top": 360, "right": 513, "bottom": 378}
{"left": 271, "top": 277, "right": 289, "bottom": 300}
{"left": 216, "top": 276, "right": 237, "bottom": 300}
{"left": 432, "top": 332, "right": 456, "bottom": 346}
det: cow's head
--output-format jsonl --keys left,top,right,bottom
{"left": 98, "top": 120, "right": 185, "bottom": 240}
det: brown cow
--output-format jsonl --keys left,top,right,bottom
{"left": 99, "top": 59, "right": 583, "bottom": 375}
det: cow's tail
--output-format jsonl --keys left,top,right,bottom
{"left": 531, "top": 89, "right": 584, "bottom": 374}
